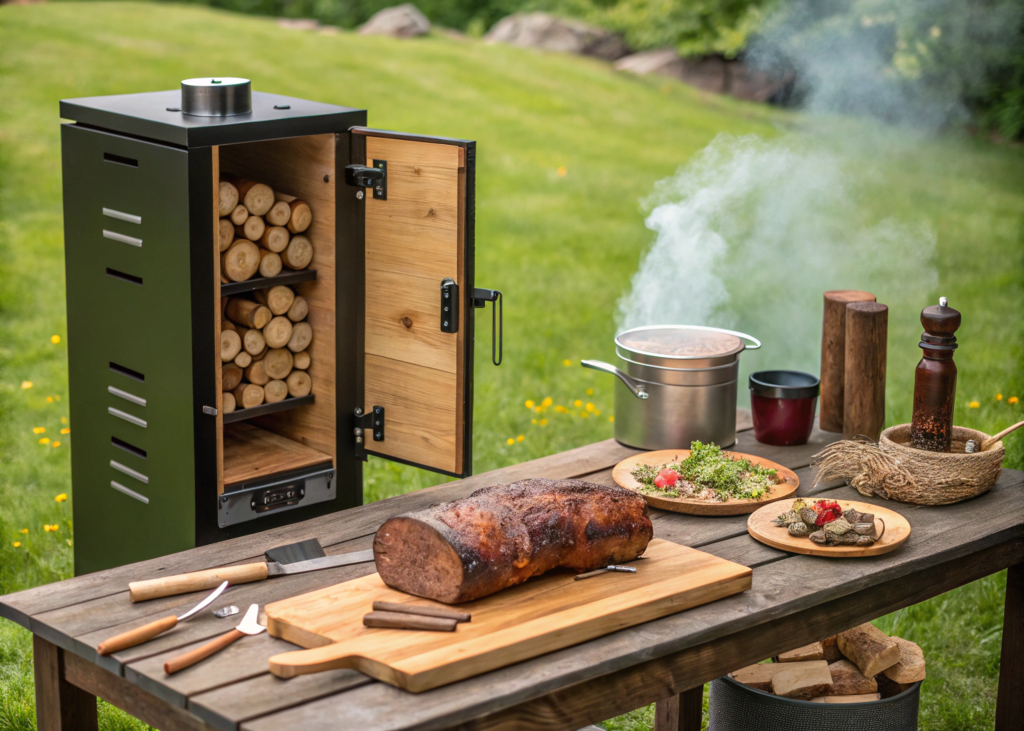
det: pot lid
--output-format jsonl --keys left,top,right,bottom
{"left": 615, "top": 325, "right": 746, "bottom": 360}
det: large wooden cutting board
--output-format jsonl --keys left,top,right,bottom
{"left": 266, "top": 539, "right": 751, "bottom": 692}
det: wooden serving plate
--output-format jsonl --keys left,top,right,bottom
{"left": 612, "top": 449, "right": 799, "bottom": 516}
{"left": 747, "top": 499, "right": 911, "bottom": 557}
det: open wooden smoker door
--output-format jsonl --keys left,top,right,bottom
{"left": 349, "top": 129, "right": 495, "bottom": 478}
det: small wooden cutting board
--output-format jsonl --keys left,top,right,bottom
{"left": 265, "top": 539, "right": 751, "bottom": 692}
{"left": 747, "top": 499, "right": 911, "bottom": 557}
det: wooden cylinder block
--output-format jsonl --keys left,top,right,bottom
{"left": 222, "top": 364, "right": 243, "bottom": 392}
{"left": 226, "top": 299, "right": 272, "bottom": 330}
{"left": 222, "top": 240, "right": 260, "bottom": 283}
{"left": 236, "top": 215, "right": 265, "bottom": 243}
{"left": 286, "top": 369, "right": 312, "bottom": 398}
{"left": 258, "top": 250, "right": 282, "bottom": 279}
{"left": 221, "top": 319, "right": 236, "bottom": 333}
{"left": 230, "top": 204, "right": 249, "bottom": 226}
{"left": 218, "top": 219, "right": 235, "bottom": 253}
{"left": 237, "top": 180, "right": 275, "bottom": 217}
{"left": 820, "top": 290, "right": 876, "bottom": 433}
{"left": 234, "top": 351, "right": 252, "bottom": 368}
{"left": 220, "top": 329, "right": 242, "bottom": 363}
{"left": 264, "top": 379, "right": 288, "bottom": 404}
{"left": 263, "top": 348, "right": 294, "bottom": 380}
{"left": 239, "top": 326, "right": 266, "bottom": 356}
{"left": 218, "top": 181, "right": 239, "bottom": 217}
{"left": 260, "top": 226, "right": 290, "bottom": 254}
{"left": 286, "top": 295, "right": 309, "bottom": 323}
{"left": 292, "top": 350, "right": 311, "bottom": 370}
{"left": 281, "top": 235, "right": 312, "bottom": 270}
{"left": 844, "top": 302, "right": 888, "bottom": 441}
{"left": 287, "top": 321, "right": 312, "bottom": 353}
{"left": 266, "top": 200, "right": 292, "bottom": 228}
{"left": 256, "top": 285, "right": 295, "bottom": 316}
{"left": 285, "top": 199, "right": 312, "bottom": 234}
{"left": 264, "top": 316, "right": 294, "bottom": 349}
{"left": 244, "top": 359, "right": 270, "bottom": 386}
{"left": 222, "top": 391, "right": 236, "bottom": 414}
{"left": 233, "top": 383, "right": 265, "bottom": 410}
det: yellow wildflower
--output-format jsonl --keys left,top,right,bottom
{"left": 51, "top": 335, "right": 61, "bottom": 344}
{"left": 996, "top": 394, "right": 1003, "bottom": 401}
{"left": 19, "top": 529, "right": 28, "bottom": 534}
{"left": 535, "top": 406, "right": 543, "bottom": 413}
{"left": 46, "top": 396, "right": 54, "bottom": 403}
{"left": 55, "top": 493, "right": 67, "bottom": 503}
{"left": 532, "top": 418, "right": 538, "bottom": 425}
{"left": 52, "top": 441, "right": 60, "bottom": 448}
{"left": 574, "top": 399, "right": 583, "bottom": 408}
{"left": 506, "top": 437, "right": 515, "bottom": 445}
{"left": 21, "top": 381, "right": 33, "bottom": 389}
{"left": 44, "top": 524, "right": 59, "bottom": 532}
{"left": 557, "top": 166, "right": 567, "bottom": 177}
{"left": 968, "top": 400, "right": 980, "bottom": 408}
{"left": 12, "top": 542, "right": 20, "bottom": 548}
{"left": 39, "top": 437, "right": 50, "bottom": 445}
{"left": 32, "top": 427, "right": 45, "bottom": 434}
{"left": 525, "top": 399, "right": 535, "bottom": 409}
{"left": 585, "top": 402, "right": 595, "bottom": 412}
{"left": 1010, "top": 396, "right": 1020, "bottom": 405}
{"left": 60, "top": 428, "right": 70, "bottom": 435}
{"left": 563, "top": 359, "right": 572, "bottom": 367}
{"left": 541, "top": 397, "right": 553, "bottom": 408}
{"left": 60, "top": 417, "right": 67, "bottom": 424}
{"left": 539, "top": 418, "right": 548, "bottom": 426}
{"left": 516, "top": 435, "right": 525, "bottom": 442}
{"left": 555, "top": 405, "right": 568, "bottom": 413}
{"left": 609, "top": 416, "right": 615, "bottom": 422}
{"left": 586, "top": 388, "right": 593, "bottom": 396}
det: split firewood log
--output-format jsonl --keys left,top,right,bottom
{"left": 286, "top": 295, "right": 309, "bottom": 323}
{"left": 264, "top": 379, "right": 288, "bottom": 404}
{"left": 810, "top": 694, "right": 881, "bottom": 704}
{"left": 233, "top": 351, "right": 252, "bottom": 368}
{"left": 222, "top": 364, "right": 243, "bottom": 392}
{"left": 827, "top": 659, "right": 878, "bottom": 695}
{"left": 292, "top": 350, "right": 311, "bottom": 370}
{"left": 222, "top": 391, "right": 236, "bottom": 414}
{"left": 244, "top": 359, "right": 270, "bottom": 386}
{"left": 255, "top": 285, "right": 295, "bottom": 315}
{"left": 218, "top": 219, "right": 235, "bottom": 252}
{"left": 881, "top": 638, "right": 925, "bottom": 684}
{"left": 285, "top": 199, "right": 312, "bottom": 234}
{"left": 820, "top": 635, "right": 844, "bottom": 664}
{"left": 222, "top": 240, "right": 260, "bottom": 282}
{"left": 236, "top": 215, "right": 265, "bottom": 243}
{"left": 232, "top": 382, "right": 265, "bottom": 410}
{"left": 218, "top": 181, "right": 239, "bottom": 217}
{"left": 281, "top": 235, "right": 312, "bottom": 269}
{"left": 230, "top": 204, "right": 249, "bottom": 226}
{"left": 729, "top": 664, "right": 785, "bottom": 693}
{"left": 258, "top": 250, "right": 282, "bottom": 279}
{"left": 220, "top": 329, "right": 242, "bottom": 362}
{"left": 226, "top": 299, "right": 272, "bottom": 330}
{"left": 266, "top": 200, "right": 292, "bottom": 227}
{"left": 286, "top": 369, "right": 312, "bottom": 398}
{"left": 236, "top": 180, "right": 275, "bottom": 217}
{"left": 837, "top": 623, "right": 901, "bottom": 678}
{"left": 264, "top": 316, "right": 294, "bottom": 349}
{"left": 221, "top": 319, "right": 236, "bottom": 333}
{"left": 777, "top": 642, "right": 824, "bottom": 663}
{"left": 770, "top": 661, "right": 833, "bottom": 699}
{"left": 287, "top": 321, "right": 312, "bottom": 353}
{"left": 263, "top": 348, "right": 294, "bottom": 380}
{"left": 259, "top": 225, "right": 290, "bottom": 253}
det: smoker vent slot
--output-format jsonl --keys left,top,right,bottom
{"left": 223, "top": 394, "right": 315, "bottom": 424}
{"left": 108, "top": 385, "right": 146, "bottom": 407}
{"left": 109, "top": 362, "right": 145, "bottom": 383}
{"left": 103, "top": 152, "right": 138, "bottom": 168}
{"left": 112, "top": 436, "right": 147, "bottom": 460}
{"left": 221, "top": 269, "right": 318, "bottom": 297}
{"left": 102, "top": 208, "right": 142, "bottom": 225}
{"left": 109, "top": 407, "right": 147, "bottom": 429}
{"left": 106, "top": 268, "right": 143, "bottom": 286}
{"left": 103, "top": 230, "right": 143, "bottom": 248}
{"left": 110, "top": 480, "right": 149, "bottom": 504}
{"left": 111, "top": 459, "right": 149, "bottom": 484}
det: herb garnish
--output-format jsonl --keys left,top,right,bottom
{"left": 630, "top": 441, "right": 777, "bottom": 502}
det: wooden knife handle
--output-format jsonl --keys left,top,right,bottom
{"left": 129, "top": 563, "right": 269, "bottom": 602}
{"left": 164, "top": 629, "right": 244, "bottom": 675}
{"left": 97, "top": 615, "right": 177, "bottom": 656}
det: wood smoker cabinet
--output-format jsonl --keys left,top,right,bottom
{"left": 60, "top": 82, "right": 490, "bottom": 575}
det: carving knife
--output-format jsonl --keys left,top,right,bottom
{"left": 128, "top": 549, "right": 376, "bottom": 602}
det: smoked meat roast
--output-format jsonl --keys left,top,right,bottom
{"left": 373, "top": 478, "right": 654, "bottom": 603}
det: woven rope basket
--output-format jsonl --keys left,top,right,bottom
{"left": 812, "top": 424, "right": 1004, "bottom": 505}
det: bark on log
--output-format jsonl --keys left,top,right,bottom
{"left": 820, "top": 290, "right": 876, "bottom": 432}
{"left": 287, "top": 321, "right": 312, "bottom": 353}
{"left": 827, "top": 659, "right": 878, "bottom": 695}
{"left": 292, "top": 350, "right": 311, "bottom": 370}
{"left": 258, "top": 250, "right": 282, "bottom": 278}
{"left": 285, "top": 199, "right": 312, "bottom": 234}
{"left": 236, "top": 215, "right": 265, "bottom": 243}
{"left": 264, "top": 316, "right": 293, "bottom": 349}
{"left": 220, "top": 329, "right": 242, "bottom": 362}
{"left": 286, "top": 295, "right": 309, "bottom": 323}
{"left": 837, "top": 623, "right": 901, "bottom": 678}
{"left": 255, "top": 285, "right": 295, "bottom": 315}
{"left": 230, "top": 204, "right": 249, "bottom": 226}
{"left": 218, "top": 181, "right": 239, "bottom": 217}
{"left": 843, "top": 302, "right": 888, "bottom": 441}
{"left": 221, "top": 240, "right": 260, "bottom": 282}
{"left": 244, "top": 359, "right": 270, "bottom": 386}
{"left": 222, "top": 391, "right": 236, "bottom": 414}
{"left": 221, "top": 319, "right": 237, "bottom": 333}
{"left": 881, "top": 637, "right": 926, "bottom": 683}
{"left": 281, "top": 235, "right": 312, "bottom": 270}
{"left": 226, "top": 298, "right": 272, "bottom": 330}
{"left": 820, "top": 635, "right": 844, "bottom": 664}
{"left": 777, "top": 642, "right": 824, "bottom": 663}
{"left": 264, "top": 379, "right": 288, "bottom": 404}
{"left": 285, "top": 369, "right": 311, "bottom": 398}
{"left": 265, "top": 200, "right": 292, "bottom": 227}
{"left": 259, "top": 226, "right": 290, "bottom": 253}
{"left": 236, "top": 180, "right": 274, "bottom": 217}
{"left": 222, "top": 364, "right": 243, "bottom": 392}
{"left": 232, "top": 382, "right": 265, "bottom": 409}
{"left": 233, "top": 351, "right": 252, "bottom": 368}
{"left": 263, "top": 348, "right": 294, "bottom": 380}
{"left": 218, "top": 219, "right": 235, "bottom": 253}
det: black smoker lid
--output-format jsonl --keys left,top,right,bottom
{"left": 749, "top": 370, "right": 820, "bottom": 399}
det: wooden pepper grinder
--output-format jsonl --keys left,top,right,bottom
{"left": 911, "top": 297, "right": 961, "bottom": 452}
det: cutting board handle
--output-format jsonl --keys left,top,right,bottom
{"left": 268, "top": 644, "right": 362, "bottom": 679}
{"left": 129, "top": 563, "right": 269, "bottom": 602}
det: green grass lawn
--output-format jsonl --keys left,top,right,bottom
{"left": 0, "top": 3, "right": 1022, "bottom": 729}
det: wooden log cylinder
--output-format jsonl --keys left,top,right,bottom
{"left": 221, "top": 240, "right": 260, "bottom": 283}
{"left": 255, "top": 285, "right": 295, "bottom": 315}
{"left": 233, "top": 351, "right": 252, "bottom": 368}
{"left": 265, "top": 200, "right": 292, "bottom": 227}
{"left": 264, "top": 316, "right": 294, "bottom": 349}
{"left": 281, "top": 235, "right": 312, "bottom": 270}
{"left": 820, "top": 290, "right": 876, "bottom": 433}
{"left": 285, "top": 199, "right": 312, "bottom": 234}
{"left": 286, "top": 369, "right": 311, "bottom": 398}
{"left": 258, "top": 250, "right": 282, "bottom": 279}
{"left": 292, "top": 350, "right": 311, "bottom": 370}
{"left": 238, "top": 326, "right": 266, "bottom": 356}
{"left": 217, "top": 219, "right": 235, "bottom": 253}
{"left": 244, "top": 359, "right": 270, "bottom": 386}
{"left": 236, "top": 180, "right": 275, "bottom": 216}
{"left": 226, "top": 299, "right": 272, "bottom": 330}
{"left": 286, "top": 296, "right": 309, "bottom": 323}
{"left": 222, "top": 391, "right": 236, "bottom": 414}
{"left": 218, "top": 181, "right": 239, "bottom": 217}
{"left": 287, "top": 321, "right": 312, "bottom": 353}
{"left": 222, "top": 364, "right": 243, "bottom": 392}
{"left": 263, "top": 348, "right": 294, "bottom": 380}
{"left": 233, "top": 383, "right": 265, "bottom": 410}
{"left": 236, "top": 215, "right": 265, "bottom": 243}
{"left": 259, "top": 226, "right": 290, "bottom": 254}
{"left": 230, "top": 204, "right": 249, "bottom": 226}
{"left": 264, "top": 379, "right": 288, "bottom": 404}
{"left": 220, "top": 329, "right": 242, "bottom": 363}
{"left": 843, "top": 302, "right": 888, "bottom": 441}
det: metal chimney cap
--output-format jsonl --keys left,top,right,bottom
{"left": 181, "top": 77, "right": 251, "bottom": 117}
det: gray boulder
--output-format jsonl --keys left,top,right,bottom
{"left": 614, "top": 48, "right": 685, "bottom": 79}
{"left": 485, "top": 12, "right": 628, "bottom": 60}
{"left": 359, "top": 3, "right": 431, "bottom": 38}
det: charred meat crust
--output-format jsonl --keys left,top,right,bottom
{"left": 373, "top": 479, "right": 654, "bottom": 603}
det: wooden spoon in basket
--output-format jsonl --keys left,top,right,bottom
{"left": 982, "top": 420, "right": 1024, "bottom": 451}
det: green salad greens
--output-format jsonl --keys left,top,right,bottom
{"left": 630, "top": 441, "right": 777, "bottom": 502}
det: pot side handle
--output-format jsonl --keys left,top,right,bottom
{"left": 580, "top": 360, "right": 649, "bottom": 399}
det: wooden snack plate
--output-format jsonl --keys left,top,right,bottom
{"left": 747, "top": 499, "right": 912, "bottom": 557}
{"left": 264, "top": 539, "right": 751, "bottom": 692}
{"left": 612, "top": 449, "right": 799, "bottom": 516}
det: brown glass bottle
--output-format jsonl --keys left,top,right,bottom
{"left": 911, "top": 297, "right": 961, "bottom": 452}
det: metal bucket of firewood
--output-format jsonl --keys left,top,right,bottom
{"left": 709, "top": 676, "right": 921, "bottom": 731}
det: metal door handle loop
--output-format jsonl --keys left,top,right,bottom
{"left": 473, "top": 289, "right": 502, "bottom": 366}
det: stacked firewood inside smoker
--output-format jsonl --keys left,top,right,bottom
{"left": 220, "top": 285, "right": 313, "bottom": 413}
{"left": 729, "top": 622, "right": 926, "bottom": 702}
{"left": 217, "top": 177, "right": 314, "bottom": 282}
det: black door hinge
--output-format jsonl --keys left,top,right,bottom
{"left": 344, "top": 160, "right": 387, "bottom": 200}
{"left": 354, "top": 406, "right": 385, "bottom": 444}
{"left": 473, "top": 288, "right": 503, "bottom": 366}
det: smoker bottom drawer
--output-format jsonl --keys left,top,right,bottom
{"left": 218, "top": 464, "right": 335, "bottom": 528}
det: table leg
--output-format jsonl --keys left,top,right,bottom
{"left": 654, "top": 684, "right": 703, "bottom": 731}
{"left": 33, "top": 635, "right": 97, "bottom": 731}
{"left": 996, "top": 563, "right": 1023, "bottom": 731}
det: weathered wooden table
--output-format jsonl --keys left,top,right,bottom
{"left": 3, "top": 419, "right": 1022, "bottom": 731}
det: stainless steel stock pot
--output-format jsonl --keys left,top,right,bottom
{"left": 582, "top": 325, "right": 761, "bottom": 449}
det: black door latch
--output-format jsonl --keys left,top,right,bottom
{"left": 344, "top": 160, "right": 387, "bottom": 200}
{"left": 473, "top": 288, "right": 503, "bottom": 366}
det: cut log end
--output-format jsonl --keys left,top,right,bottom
{"left": 237, "top": 215, "right": 266, "bottom": 243}
{"left": 218, "top": 219, "right": 235, "bottom": 252}
{"left": 220, "top": 329, "right": 242, "bottom": 362}
{"left": 260, "top": 226, "right": 290, "bottom": 253}
{"left": 293, "top": 350, "right": 311, "bottom": 370}
{"left": 222, "top": 364, "right": 243, "bottom": 392}
{"left": 837, "top": 623, "right": 902, "bottom": 678}
{"left": 285, "top": 199, "right": 312, "bottom": 234}
{"left": 230, "top": 204, "right": 249, "bottom": 226}
{"left": 263, "top": 348, "right": 294, "bottom": 381}
{"left": 287, "top": 321, "right": 312, "bottom": 353}
{"left": 257, "top": 285, "right": 296, "bottom": 315}
{"left": 265, "top": 200, "right": 292, "bottom": 227}
{"left": 287, "top": 296, "right": 309, "bottom": 323}
{"left": 226, "top": 298, "right": 272, "bottom": 330}
{"left": 285, "top": 369, "right": 311, "bottom": 398}
{"left": 222, "top": 240, "right": 261, "bottom": 283}
{"left": 264, "top": 316, "right": 294, "bottom": 349}
{"left": 222, "top": 391, "right": 236, "bottom": 414}
{"left": 218, "top": 181, "right": 240, "bottom": 217}
{"left": 258, "top": 250, "right": 283, "bottom": 279}
{"left": 264, "top": 379, "right": 289, "bottom": 404}
{"left": 281, "top": 235, "right": 312, "bottom": 270}
{"left": 238, "top": 180, "right": 275, "bottom": 217}
{"left": 233, "top": 383, "right": 265, "bottom": 410}
{"left": 244, "top": 359, "right": 270, "bottom": 386}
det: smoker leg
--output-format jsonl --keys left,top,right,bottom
{"left": 654, "top": 684, "right": 703, "bottom": 731}
{"left": 33, "top": 636, "right": 98, "bottom": 731}
{"left": 996, "top": 563, "right": 1023, "bottom": 731}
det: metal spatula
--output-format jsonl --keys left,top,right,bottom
{"left": 164, "top": 603, "right": 266, "bottom": 674}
